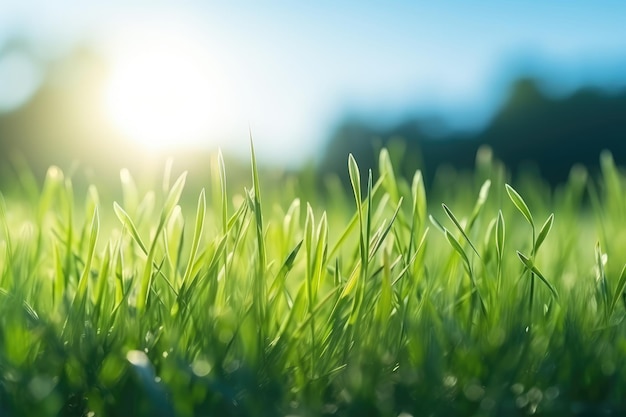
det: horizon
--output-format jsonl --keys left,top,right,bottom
{"left": 1, "top": 2, "right": 626, "bottom": 165}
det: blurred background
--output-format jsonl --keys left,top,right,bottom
{"left": 1, "top": 1, "right": 626, "bottom": 190}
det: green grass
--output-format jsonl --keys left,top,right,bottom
{"left": 1, "top": 145, "right": 626, "bottom": 416}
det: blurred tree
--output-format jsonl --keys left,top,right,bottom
{"left": 320, "top": 77, "right": 626, "bottom": 188}
{"left": 0, "top": 39, "right": 131, "bottom": 185}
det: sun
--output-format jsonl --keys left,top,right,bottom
{"left": 103, "top": 28, "right": 224, "bottom": 150}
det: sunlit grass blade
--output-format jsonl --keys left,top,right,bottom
{"left": 292, "top": 286, "right": 340, "bottom": 339}
{"left": 285, "top": 240, "right": 304, "bottom": 273}
{"left": 218, "top": 149, "right": 228, "bottom": 234}
{"left": 281, "top": 198, "right": 301, "bottom": 262}
{"left": 304, "top": 203, "right": 316, "bottom": 355}
{"left": 365, "top": 169, "right": 373, "bottom": 262}
{"left": 86, "top": 184, "right": 100, "bottom": 219}
{"left": 313, "top": 211, "right": 328, "bottom": 295}
{"left": 305, "top": 204, "right": 315, "bottom": 279}
{"left": 483, "top": 217, "right": 497, "bottom": 263}
{"left": 495, "top": 210, "right": 506, "bottom": 290}
{"left": 250, "top": 136, "right": 267, "bottom": 338}
{"left": 113, "top": 202, "right": 148, "bottom": 255}
{"left": 442, "top": 203, "right": 480, "bottom": 258}
{"left": 93, "top": 242, "right": 112, "bottom": 307}
{"left": 340, "top": 263, "right": 361, "bottom": 299}
{"left": 467, "top": 179, "right": 491, "bottom": 231}
{"left": 269, "top": 281, "right": 307, "bottom": 349}
{"left": 428, "top": 214, "right": 446, "bottom": 235}
{"left": 269, "top": 240, "right": 303, "bottom": 300}
{"left": 517, "top": 251, "right": 559, "bottom": 300}
{"left": 179, "top": 234, "right": 228, "bottom": 303}
{"left": 136, "top": 244, "right": 157, "bottom": 312}
{"left": 164, "top": 206, "right": 184, "bottom": 276}
{"left": 412, "top": 170, "right": 427, "bottom": 231}
{"left": 181, "top": 189, "right": 206, "bottom": 285}
{"left": 349, "top": 168, "right": 373, "bottom": 327}
{"left": 534, "top": 213, "right": 554, "bottom": 254}
{"left": 348, "top": 153, "right": 362, "bottom": 213}
{"left": 445, "top": 228, "right": 487, "bottom": 318}
{"left": 368, "top": 197, "right": 402, "bottom": 260}
{"left": 303, "top": 204, "right": 327, "bottom": 375}
{"left": 609, "top": 263, "right": 626, "bottom": 318}
{"left": 495, "top": 210, "right": 505, "bottom": 261}
{"left": 327, "top": 175, "right": 384, "bottom": 260}
{"left": 113, "top": 236, "right": 125, "bottom": 307}
{"left": 1, "top": 288, "right": 40, "bottom": 325}
{"left": 75, "top": 206, "right": 99, "bottom": 301}
{"left": 346, "top": 154, "right": 366, "bottom": 326}
{"left": 595, "top": 241, "right": 610, "bottom": 320}
{"left": 392, "top": 227, "right": 429, "bottom": 286}
{"left": 134, "top": 172, "right": 186, "bottom": 312}
{"left": 379, "top": 148, "right": 400, "bottom": 204}
{"left": 505, "top": 183, "right": 534, "bottom": 229}
{"left": 444, "top": 229, "right": 471, "bottom": 273}
{"left": 227, "top": 194, "right": 249, "bottom": 230}
{"left": 375, "top": 249, "right": 393, "bottom": 323}
{"left": 38, "top": 166, "right": 64, "bottom": 224}
{"left": 52, "top": 242, "right": 64, "bottom": 306}
{"left": 161, "top": 172, "right": 187, "bottom": 226}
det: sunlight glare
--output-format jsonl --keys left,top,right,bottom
{"left": 103, "top": 28, "right": 225, "bottom": 150}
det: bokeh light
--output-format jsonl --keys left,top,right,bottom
{"left": 103, "top": 26, "right": 225, "bottom": 150}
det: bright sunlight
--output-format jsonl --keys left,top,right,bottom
{"left": 103, "top": 27, "right": 225, "bottom": 150}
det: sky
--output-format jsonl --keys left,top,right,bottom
{"left": 1, "top": 1, "right": 626, "bottom": 164}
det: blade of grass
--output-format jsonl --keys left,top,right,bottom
{"left": 495, "top": 210, "right": 506, "bottom": 291}
{"left": 347, "top": 154, "right": 365, "bottom": 327}
{"left": 368, "top": 197, "right": 403, "bottom": 261}
{"left": 467, "top": 179, "right": 491, "bottom": 232}
{"left": 609, "top": 263, "right": 626, "bottom": 318}
{"left": 181, "top": 189, "right": 206, "bottom": 286}
{"left": 412, "top": 170, "right": 427, "bottom": 232}
{"left": 75, "top": 206, "right": 99, "bottom": 302}
{"left": 444, "top": 229, "right": 471, "bottom": 274}
{"left": 442, "top": 203, "right": 481, "bottom": 258}
{"left": 495, "top": 210, "right": 505, "bottom": 261}
{"left": 505, "top": 184, "right": 535, "bottom": 230}
{"left": 313, "top": 211, "right": 328, "bottom": 296}
{"left": 268, "top": 240, "right": 303, "bottom": 300}
{"left": 375, "top": 249, "right": 393, "bottom": 323}
{"left": 595, "top": 241, "right": 610, "bottom": 321}
{"left": 250, "top": 136, "right": 267, "bottom": 341}
{"left": 428, "top": 214, "right": 446, "bottom": 235}
{"left": 93, "top": 242, "right": 112, "bottom": 307}
{"left": 379, "top": 148, "right": 400, "bottom": 204}
{"left": 534, "top": 213, "right": 554, "bottom": 254}
{"left": 517, "top": 251, "right": 559, "bottom": 300}
{"left": 113, "top": 202, "right": 148, "bottom": 255}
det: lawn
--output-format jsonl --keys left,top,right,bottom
{"left": 1, "top": 144, "right": 626, "bottom": 416}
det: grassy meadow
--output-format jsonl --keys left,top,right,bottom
{"left": 1, "top": 144, "right": 626, "bottom": 416}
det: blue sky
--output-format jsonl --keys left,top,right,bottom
{"left": 1, "top": 1, "right": 626, "bottom": 164}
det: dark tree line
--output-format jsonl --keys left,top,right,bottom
{"left": 319, "top": 77, "right": 626, "bottom": 188}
